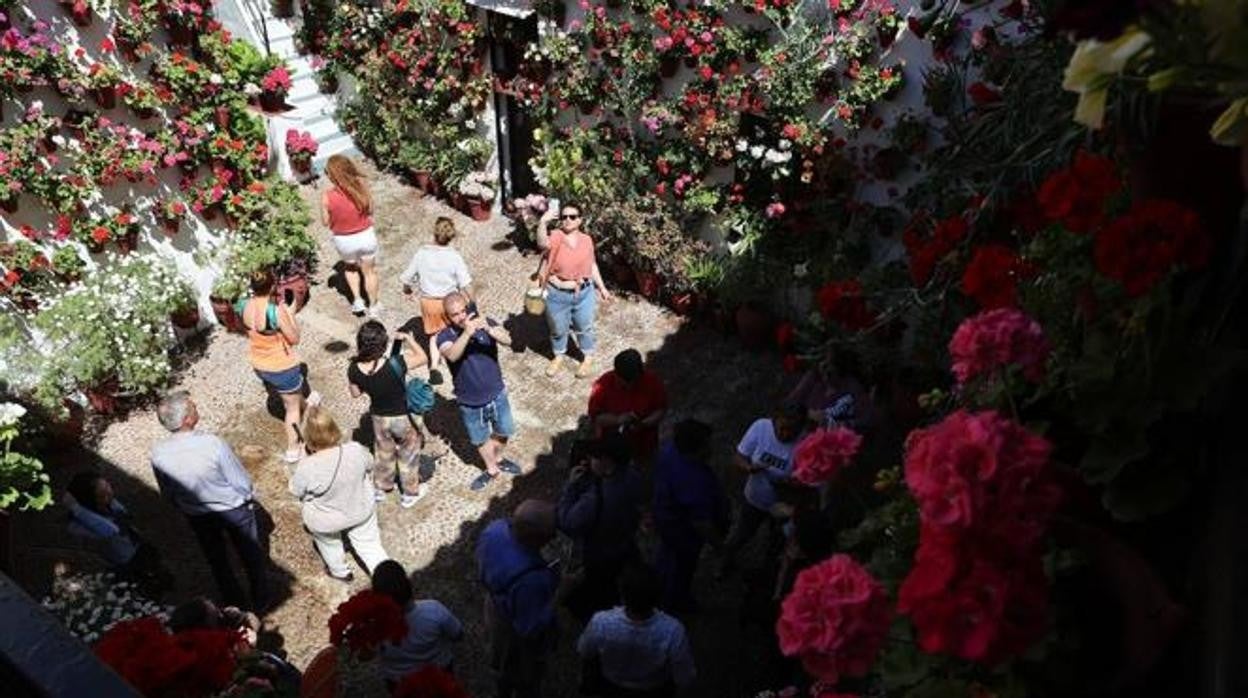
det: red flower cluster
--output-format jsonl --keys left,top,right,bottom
{"left": 95, "top": 616, "right": 239, "bottom": 697}
{"left": 815, "top": 279, "right": 875, "bottom": 330}
{"left": 903, "top": 214, "right": 969, "bottom": 286}
{"left": 775, "top": 321, "right": 796, "bottom": 349}
{"left": 948, "top": 308, "right": 1049, "bottom": 387}
{"left": 1093, "top": 199, "right": 1208, "bottom": 297}
{"left": 392, "top": 665, "right": 470, "bottom": 698}
{"left": 960, "top": 243, "right": 1031, "bottom": 309}
{"left": 776, "top": 555, "right": 892, "bottom": 682}
{"left": 1036, "top": 151, "right": 1120, "bottom": 234}
{"left": 328, "top": 589, "right": 408, "bottom": 656}
{"left": 899, "top": 411, "right": 1060, "bottom": 663}
{"left": 792, "top": 426, "right": 863, "bottom": 485}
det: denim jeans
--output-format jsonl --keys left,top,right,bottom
{"left": 459, "top": 390, "right": 516, "bottom": 446}
{"left": 187, "top": 502, "right": 269, "bottom": 611}
{"left": 545, "top": 282, "right": 597, "bottom": 355}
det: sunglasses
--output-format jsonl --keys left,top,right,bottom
{"left": 561, "top": 214, "right": 581, "bottom": 220}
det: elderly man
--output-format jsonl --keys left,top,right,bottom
{"left": 437, "top": 292, "right": 521, "bottom": 491}
{"left": 587, "top": 349, "right": 667, "bottom": 463}
{"left": 150, "top": 391, "right": 269, "bottom": 611}
{"left": 476, "top": 499, "right": 560, "bottom": 698}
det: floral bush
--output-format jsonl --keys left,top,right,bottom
{"left": 41, "top": 572, "right": 168, "bottom": 645}
{"left": 0, "top": 400, "right": 49, "bottom": 511}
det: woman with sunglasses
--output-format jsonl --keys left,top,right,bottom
{"left": 536, "top": 202, "right": 612, "bottom": 378}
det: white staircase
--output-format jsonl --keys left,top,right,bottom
{"left": 222, "top": 0, "right": 359, "bottom": 178}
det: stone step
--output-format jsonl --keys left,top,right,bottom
{"left": 287, "top": 77, "right": 320, "bottom": 102}
{"left": 305, "top": 114, "right": 343, "bottom": 143}
{"left": 313, "top": 135, "right": 360, "bottom": 170}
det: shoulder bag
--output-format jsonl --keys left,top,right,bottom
{"left": 386, "top": 355, "right": 435, "bottom": 416}
{"left": 525, "top": 238, "right": 561, "bottom": 316}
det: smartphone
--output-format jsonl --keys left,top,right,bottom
{"left": 548, "top": 197, "right": 561, "bottom": 215}
{"left": 466, "top": 301, "right": 480, "bottom": 317}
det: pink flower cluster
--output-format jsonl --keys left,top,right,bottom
{"left": 792, "top": 426, "right": 862, "bottom": 485}
{"left": 948, "top": 308, "right": 1049, "bottom": 387}
{"left": 776, "top": 555, "right": 891, "bottom": 683}
{"left": 285, "top": 130, "right": 318, "bottom": 157}
{"left": 899, "top": 410, "right": 1060, "bottom": 664}
{"left": 261, "top": 65, "right": 292, "bottom": 93}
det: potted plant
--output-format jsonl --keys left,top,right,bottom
{"left": 397, "top": 141, "right": 436, "bottom": 193}
{"left": 62, "top": 0, "right": 95, "bottom": 27}
{"left": 259, "top": 63, "right": 292, "bottom": 111}
{"left": 120, "top": 82, "right": 165, "bottom": 120}
{"left": 169, "top": 283, "right": 200, "bottom": 329}
{"left": 0, "top": 403, "right": 51, "bottom": 513}
{"left": 113, "top": 2, "right": 158, "bottom": 63}
{"left": 456, "top": 171, "right": 496, "bottom": 221}
{"left": 271, "top": 0, "right": 294, "bottom": 18}
{"left": 113, "top": 211, "right": 142, "bottom": 254}
{"left": 51, "top": 246, "right": 85, "bottom": 283}
{"left": 286, "top": 129, "right": 318, "bottom": 176}
{"left": 163, "top": 0, "right": 205, "bottom": 48}
{"left": 159, "top": 198, "right": 187, "bottom": 235}
{"left": 86, "top": 62, "right": 122, "bottom": 109}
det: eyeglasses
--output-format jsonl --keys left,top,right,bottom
{"left": 561, "top": 214, "right": 581, "bottom": 221}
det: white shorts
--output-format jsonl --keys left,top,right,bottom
{"left": 332, "top": 227, "right": 378, "bottom": 263}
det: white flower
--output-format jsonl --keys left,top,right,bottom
{"left": 735, "top": 138, "right": 748, "bottom": 152}
{"left": 0, "top": 402, "right": 27, "bottom": 427}
{"left": 793, "top": 263, "right": 808, "bottom": 279}
{"left": 749, "top": 145, "right": 764, "bottom": 159}
{"left": 243, "top": 83, "right": 262, "bottom": 97}
{"left": 778, "top": 139, "right": 792, "bottom": 150}
{"left": 209, "top": 73, "right": 224, "bottom": 85}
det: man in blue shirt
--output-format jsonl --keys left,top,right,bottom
{"left": 653, "top": 419, "right": 727, "bottom": 613}
{"left": 476, "top": 499, "right": 559, "bottom": 698}
{"left": 150, "top": 391, "right": 269, "bottom": 611}
{"left": 437, "top": 292, "right": 522, "bottom": 491}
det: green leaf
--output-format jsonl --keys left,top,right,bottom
{"left": 878, "top": 626, "right": 935, "bottom": 691}
{"left": 1079, "top": 428, "right": 1151, "bottom": 484}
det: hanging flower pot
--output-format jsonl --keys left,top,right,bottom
{"left": 115, "top": 228, "right": 140, "bottom": 254}
{"left": 276, "top": 271, "right": 310, "bottom": 313}
{"left": 201, "top": 203, "right": 220, "bottom": 221}
{"left": 467, "top": 196, "right": 492, "bottom": 221}
{"left": 92, "top": 85, "right": 117, "bottom": 110}
{"left": 161, "top": 216, "right": 180, "bottom": 235}
{"left": 70, "top": 4, "right": 92, "bottom": 27}
{"left": 0, "top": 195, "right": 18, "bottom": 215}
{"left": 259, "top": 89, "right": 286, "bottom": 112}
{"left": 170, "top": 306, "right": 201, "bottom": 329}
{"left": 210, "top": 296, "right": 246, "bottom": 333}
{"left": 271, "top": 0, "right": 295, "bottom": 18}
{"left": 168, "top": 22, "right": 195, "bottom": 48}
{"left": 291, "top": 154, "right": 313, "bottom": 175}
{"left": 117, "top": 39, "right": 140, "bottom": 63}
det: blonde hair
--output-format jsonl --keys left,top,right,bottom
{"left": 302, "top": 406, "right": 342, "bottom": 453}
{"left": 325, "top": 155, "right": 372, "bottom": 216}
{"left": 433, "top": 217, "right": 457, "bottom": 246}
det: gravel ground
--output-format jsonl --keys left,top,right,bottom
{"left": 14, "top": 162, "right": 790, "bottom": 697}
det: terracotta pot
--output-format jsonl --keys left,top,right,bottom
{"left": 92, "top": 85, "right": 117, "bottom": 110}
{"left": 412, "top": 170, "right": 433, "bottom": 192}
{"left": 201, "top": 203, "right": 220, "bottom": 221}
{"left": 115, "top": 229, "right": 140, "bottom": 254}
{"left": 117, "top": 39, "right": 140, "bottom": 63}
{"left": 291, "top": 155, "right": 313, "bottom": 175}
{"left": 271, "top": 0, "right": 294, "bottom": 18}
{"left": 210, "top": 296, "right": 246, "bottom": 333}
{"left": 276, "top": 272, "right": 310, "bottom": 313}
{"left": 84, "top": 381, "right": 121, "bottom": 415}
{"left": 161, "top": 217, "right": 181, "bottom": 235}
{"left": 467, "top": 196, "right": 492, "bottom": 221}
{"left": 214, "top": 105, "right": 231, "bottom": 129}
{"left": 450, "top": 191, "right": 467, "bottom": 212}
{"left": 259, "top": 90, "right": 286, "bottom": 112}
{"left": 50, "top": 399, "right": 87, "bottom": 443}
{"left": 735, "top": 303, "right": 772, "bottom": 350}
{"left": 71, "top": 5, "right": 91, "bottom": 26}
{"left": 170, "top": 307, "right": 201, "bottom": 329}
{"left": 0, "top": 196, "right": 17, "bottom": 214}
{"left": 636, "top": 271, "right": 662, "bottom": 300}
{"left": 133, "top": 105, "right": 157, "bottom": 120}
{"left": 168, "top": 22, "right": 195, "bottom": 48}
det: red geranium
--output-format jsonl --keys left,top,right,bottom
{"left": 948, "top": 308, "right": 1049, "bottom": 387}
{"left": 1036, "top": 151, "right": 1120, "bottom": 234}
{"left": 961, "top": 244, "right": 1031, "bottom": 309}
{"left": 904, "top": 215, "right": 968, "bottom": 286}
{"left": 1093, "top": 198, "right": 1208, "bottom": 297}
{"left": 775, "top": 321, "right": 796, "bottom": 349}
{"left": 329, "top": 589, "right": 408, "bottom": 656}
{"left": 95, "top": 616, "right": 239, "bottom": 697}
{"left": 816, "top": 279, "right": 875, "bottom": 330}
{"left": 967, "top": 82, "right": 1001, "bottom": 105}
{"left": 392, "top": 665, "right": 470, "bottom": 698}
{"left": 792, "top": 426, "right": 863, "bottom": 485}
{"left": 776, "top": 555, "right": 892, "bottom": 682}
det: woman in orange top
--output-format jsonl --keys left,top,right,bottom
{"left": 321, "top": 155, "right": 382, "bottom": 318}
{"left": 536, "top": 202, "right": 612, "bottom": 378}
{"left": 242, "top": 270, "right": 320, "bottom": 463}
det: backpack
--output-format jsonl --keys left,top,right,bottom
{"left": 387, "top": 355, "right": 435, "bottom": 415}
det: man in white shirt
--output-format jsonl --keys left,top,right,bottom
{"left": 150, "top": 391, "right": 269, "bottom": 611}
{"left": 399, "top": 217, "right": 473, "bottom": 374}
{"left": 577, "top": 564, "right": 696, "bottom": 697}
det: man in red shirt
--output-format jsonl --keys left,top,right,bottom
{"left": 588, "top": 349, "right": 667, "bottom": 462}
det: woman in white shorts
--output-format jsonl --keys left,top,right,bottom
{"left": 321, "top": 155, "right": 382, "bottom": 318}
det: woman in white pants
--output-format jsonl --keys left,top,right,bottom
{"left": 289, "top": 406, "right": 389, "bottom": 582}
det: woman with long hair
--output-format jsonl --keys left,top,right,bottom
{"left": 321, "top": 154, "right": 382, "bottom": 318}
{"left": 399, "top": 216, "right": 473, "bottom": 376}
{"left": 535, "top": 201, "right": 612, "bottom": 378}
{"left": 347, "top": 320, "right": 434, "bottom": 508}
{"left": 242, "top": 269, "right": 319, "bottom": 462}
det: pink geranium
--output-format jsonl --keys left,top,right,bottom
{"left": 792, "top": 426, "right": 863, "bottom": 485}
{"left": 776, "top": 555, "right": 891, "bottom": 682}
{"left": 948, "top": 308, "right": 1049, "bottom": 387}
{"left": 261, "top": 65, "right": 292, "bottom": 93}
{"left": 285, "top": 130, "right": 318, "bottom": 157}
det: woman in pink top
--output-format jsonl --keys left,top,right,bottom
{"left": 536, "top": 202, "right": 612, "bottom": 378}
{"left": 321, "top": 155, "right": 382, "bottom": 318}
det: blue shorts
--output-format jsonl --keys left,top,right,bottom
{"left": 459, "top": 391, "right": 515, "bottom": 446}
{"left": 255, "top": 365, "right": 303, "bottom": 394}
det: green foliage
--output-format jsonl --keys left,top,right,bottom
{"left": 0, "top": 404, "right": 51, "bottom": 512}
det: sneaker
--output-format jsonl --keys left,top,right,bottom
{"left": 374, "top": 488, "right": 392, "bottom": 502}
{"left": 575, "top": 356, "right": 594, "bottom": 379}
{"left": 350, "top": 298, "right": 366, "bottom": 316}
{"left": 470, "top": 471, "right": 497, "bottom": 491}
{"left": 283, "top": 448, "right": 303, "bottom": 464}
{"left": 400, "top": 483, "right": 429, "bottom": 508}
{"left": 497, "top": 460, "right": 522, "bottom": 476}
{"left": 326, "top": 570, "right": 354, "bottom": 583}
{"left": 306, "top": 390, "right": 323, "bottom": 407}
{"left": 545, "top": 355, "right": 564, "bottom": 377}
